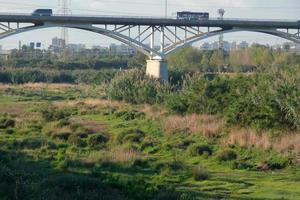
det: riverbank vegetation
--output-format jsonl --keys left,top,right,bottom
{"left": 0, "top": 45, "right": 299, "bottom": 199}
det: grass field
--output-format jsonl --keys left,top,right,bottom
{"left": 0, "top": 83, "right": 299, "bottom": 200}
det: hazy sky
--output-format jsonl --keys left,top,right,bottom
{"left": 0, "top": 0, "right": 299, "bottom": 49}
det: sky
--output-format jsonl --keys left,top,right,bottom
{"left": 0, "top": 0, "right": 299, "bottom": 49}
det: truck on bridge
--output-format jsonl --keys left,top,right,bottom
{"left": 31, "top": 9, "right": 53, "bottom": 17}
{"left": 177, "top": 11, "right": 209, "bottom": 21}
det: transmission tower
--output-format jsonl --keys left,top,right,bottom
{"left": 58, "top": 0, "right": 71, "bottom": 49}
{"left": 218, "top": 9, "right": 225, "bottom": 50}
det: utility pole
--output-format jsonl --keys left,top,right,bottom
{"left": 58, "top": 0, "right": 71, "bottom": 49}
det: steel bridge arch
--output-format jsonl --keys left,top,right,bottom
{"left": 165, "top": 28, "right": 300, "bottom": 55}
{"left": 0, "top": 23, "right": 161, "bottom": 58}
{"left": 0, "top": 23, "right": 299, "bottom": 58}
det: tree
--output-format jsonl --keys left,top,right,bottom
{"left": 209, "top": 50, "right": 224, "bottom": 73}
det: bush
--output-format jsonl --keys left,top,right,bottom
{"left": 88, "top": 134, "right": 108, "bottom": 148}
{"left": 0, "top": 117, "right": 15, "bottom": 129}
{"left": 68, "top": 134, "right": 86, "bottom": 148}
{"left": 52, "top": 131, "right": 71, "bottom": 141}
{"left": 188, "top": 144, "right": 213, "bottom": 157}
{"left": 0, "top": 68, "right": 116, "bottom": 84}
{"left": 114, "top": 109, "right": 145, "bottom": 121}
{"left": 192, "top": 165, "right": 210, "bottom": 181}
{"left": 40, "top": 105, "right": 72, "bottom": 121}
{"left": 116, "top": 129, "right": 145, "bottom": 144}
{"left": 5, "top": 129, "right": 14, "bottom": 134}
{"left": 12, "top": 138, "right": 47, "bottom": 149}
{"left": 216, "top": 149, "right": 238, "bottom": 161}
{"left": 107, "top": 69, "right": 172, "bottom": 104}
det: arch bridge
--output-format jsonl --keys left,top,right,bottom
{"left": 0, "top": 14, "right": 300, "bottom": 80}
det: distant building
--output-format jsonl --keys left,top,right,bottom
{"left": 200, "top": 42, "right": 211, "bottom": 50}
{"left": 200, "top": 41, "right": 243, "bottom": 52}
{"left": 109, "top": 43, "right": 136, "bottom": 55}
{"left": 212, "top": 41, "right": 219, "bottom": 49}
{"left": 50, "top": 37, "right": 66, "bottom": 53}
{"left": 223, "top": 41, "right": 231, "bottom": 52}
{"left": 230, "top": 42, "right": 237, "bottom": 51}
{"left": 0, "top": 48, "right": 11, "bottom": 60}
{"left": 29, "top": 42, "right": 35, "bottom": 49}
{"left": 67, "top": 43, "right": 86, "bottom": 52}
{"left": 238, "top": 41, "right": 249, "bottom": 49}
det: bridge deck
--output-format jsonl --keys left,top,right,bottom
{"left": 0, "top": 14, "right": 299, "bottom": 29}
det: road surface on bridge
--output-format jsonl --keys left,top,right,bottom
{"left": 0, "top": 14, "right": 299, "bottom": 29}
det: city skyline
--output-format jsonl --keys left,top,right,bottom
{"left": 0, "top": 0, "right": 299, "bottom": 49}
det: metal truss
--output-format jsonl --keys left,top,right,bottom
{"left": 0, "top": 21, "right": 299, "bottom": 59}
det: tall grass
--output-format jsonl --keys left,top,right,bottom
{"left": 79, "top": 147, "right": 143, "bottom": 165}
{"left": 163, "top": 114, "right": 224, "bottom": 137}
{"left": 226, "top": 128, "right": 300, "bottom": 154}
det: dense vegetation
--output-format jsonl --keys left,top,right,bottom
{"left": 107, "top": 67, "right": 300, "bottom": 132}
{"left": 0, "top": 45, "right": 299, "bottom": 199}
{"left": 0, "top": 85, "right": 299, "bottom": 200}
{"left": 168, "top": 45, "right": 300, "bottom": 72}
{"left": 0, "top": 68, "right": 116, "bottom": 84}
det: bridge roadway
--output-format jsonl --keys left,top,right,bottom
{"left": 0, "top": 14, "right": 299, "bottom": 29}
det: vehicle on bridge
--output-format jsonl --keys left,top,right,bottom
{"left": 177, "top": 11, "right": 209, "bottom": 21}
{"left": 32, "top": 9, "right": 53, "bottom": 17}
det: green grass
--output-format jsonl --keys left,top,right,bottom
{"left": 0, "top": 86, "right": 299, "bottom": 200}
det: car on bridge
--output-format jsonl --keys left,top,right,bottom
{"left": 177, "top": 11, "right": 209, "bottom": 21}
{"left": 32, "top": 9, "right": 53, "bottom": 17}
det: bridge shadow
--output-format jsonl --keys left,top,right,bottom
{"left": 0, "top": 149, "right": 270, "bottom": 200}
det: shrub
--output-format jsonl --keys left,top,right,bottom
{"left": 176, "top": 140, "right": 194, "bottom": 150}
{"left": 40, "top": 105, "right": 72, "bottom": 121}
{"left": 68, "top": 134, "right": 86, "bottom": 148}
{"left": 188, "top": 144, "right": 213, "bottom": 156}
{"left": 114, "top": 109, "right": 145, "bottom": 121}
{"left": 232, "top": 160, "right": 254, "bottom": 170}
{"left": 216, "top": 149, "right": 238, "bottom": 161}
{"left": 192, "top": 165, "right": 210, "bottom": 181}
{"left": 0, "top": 117, "right": 15, "bottom": 129}
{"left": 52, "top": 131, "right": 71, "bottom": 141}
{"left": 257, "top": 156, "right": 289, "bottom": 170}
{"left": 116, "top": 129, "right": 145, "bottom": 144}
{"left": 5, "top": 128, "right": 14, "bottom": 135}
{"left": 12, "top": 138, "right": 47, "bottom": 149}
{"left": 106, "top": 69, "right": 172, "bottom": 104}
{"left": 168, "top": 160, "right": 185, "bottom": 171}
{"left": 88, "top": 134, "right": 108, "bottom": 148}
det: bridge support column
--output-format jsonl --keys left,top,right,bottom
{"left": 146, "top": 59, "right": 168, "bottom": 81}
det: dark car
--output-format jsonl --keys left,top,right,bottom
{"left": 177, "top": 11, "right": 209, "bottom": 21}
{"left": 32, "top": 9, "right": 53, "bottom": 16}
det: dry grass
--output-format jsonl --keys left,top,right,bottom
{"left": 226, "top": 128, "right": 300, "bottom": 154}
{"left": 0, "top": 105, "right": 25, "bottom": 116}
{"left": 273, "top": 134, "right": 300, "bottom": 154}
{"left": 226, "top": 129, "right": 272, "bottom": 149}
{"left": 140, "top": 104, "right": 167, "bottom": 119}
{"left": 80, "top": 147, "right": 143, "bottom": 165}
{"left": 55, "top": 98, "right": 128, "bottom": 109}
{"left": 163, "top": 114, "right": 224, "bottom": 137}
{"left": 71, "top": 118, "right": 106, "bottom": 134}
{"left": 0, "top": 83, "right": 77, "bottom": 91}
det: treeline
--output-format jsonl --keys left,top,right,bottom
{"left": 0, "top": 57, "right": 128, "bottom": 70}
{"left": 0, "top": 52, "right": 147, "bottom": 70}
{"left": 107, "top": 67, "right": 300, "bottom": 131}
{"left": 0, "top": 68, "right": 116, "bottom": 84}
{"left": 168, "top": 44, "right": 300, "bottom": 72}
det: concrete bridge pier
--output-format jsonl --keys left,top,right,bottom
{"left": 146, "top": 59, "right": 168, "bottom": 81}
